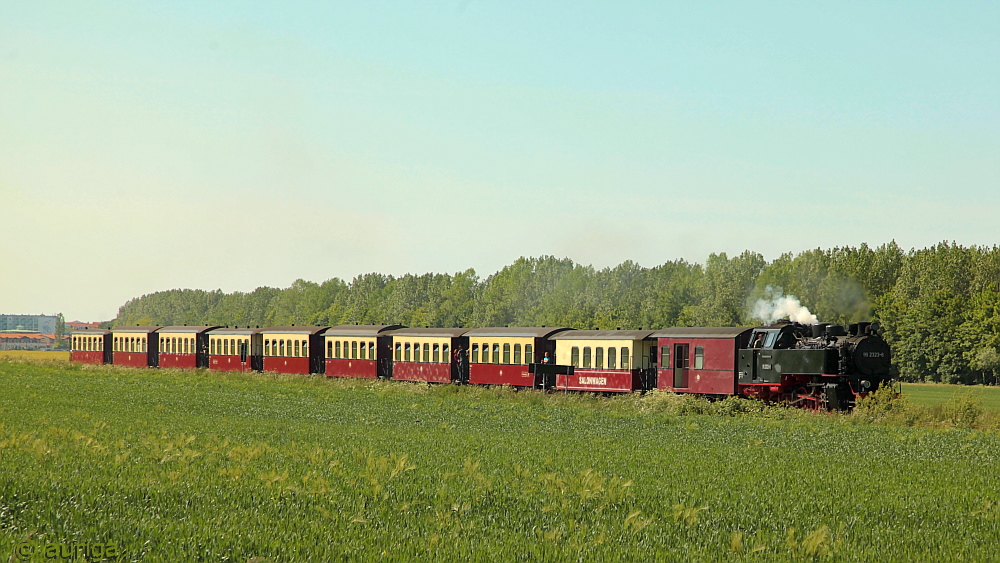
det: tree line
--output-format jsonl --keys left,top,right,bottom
{"left": 111, "top": 241, "right": 1000, "bottom": 384}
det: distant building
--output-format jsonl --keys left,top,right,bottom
{"left": 0, "top": 332, "right": 54, "bottom": 351}
{"left": 0, "top": 314, "right": 58, "bottom": 335}
{"left": 66, "top": 321, "right": 100, "bottom": 331}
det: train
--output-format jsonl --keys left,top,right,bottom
{"left": 70, "top": 320, "right": 897, "bottom": 410}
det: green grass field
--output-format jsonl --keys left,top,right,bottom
{"left": 903, "top": 382, "right": 1000, "bottom": 412}
{"left": 1, "top": 359, "right": 999, "bottom": 561}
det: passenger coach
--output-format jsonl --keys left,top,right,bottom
{"left": 323, "top": 324, "right": 402, "bottom": 379}
{"left": 70, "top": 328, "right": 112, "bottom": 365}
{"left": 158, "top": 326, "right": 220, "bottom": 370}
{"left": 208, "top": 326, "right": 262, "bottom": 372}
{"left": 389, "top": 327, "right": 468, "bottom": 383}
{"left": 260, "top": 326, "right": 327, "bottom": 375}
{"left": 551, "top": 330, "right": 657, "bottom": 392}
{"left": 464, "top": 327, "right": 570, "bottom": 387}
{"left": 111, "top": 326, "right": 161, "bottom": 368}
{"left": 653, "top": 327, "right": 753, "bottom": 396}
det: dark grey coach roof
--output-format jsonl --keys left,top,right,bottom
{"left": 323, "top": 324, "right": 405, "bottom": 337}
{"left": 463, "top": 327, "right": 573, "bottom": 338}
{"left": 112, "top": 326, "right": 162, "bottom": 333}
{"left": 386, "top": 327, "right": 469, "bottom": 338}
{"left": 158, "top": 325, "right": 222, "bottom": 334}
{"left": 209, "top": 326, "right": 261, "bottom": 336}
{"left": 649, "top": 327, "right": 754, "bottom": 339}
{"left": 551, "top": 330, "right": 656, "bottom": 340}
{"left": 71, "top": 328, "right": 110, "bottom": 335}
{"left": 259, "top": 326, "right": 330, "bottom": 335}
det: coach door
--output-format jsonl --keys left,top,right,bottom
{"left": 673, "top": 343, "right": 689, "bottom": 388}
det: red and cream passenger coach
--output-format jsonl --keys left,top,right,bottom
{"left": 111, "top": 326, "right": 161, "bottom": 368}
{"left": 261, "top": 326, "right": 326, "bottom": 375}
{"left": 464, "top": 327, "right": 569, "bottom": 387}
{"left": 323, "top": 324, "right": 402, "bottom": 379}
{"left": 70, "top": 328, "right": 112, "bottom": 365}
{"left": 209, "top": 327, "right": 262, "bottom": 372}
{"left": 158, "top": 326, "right": 220, "bottom": 370}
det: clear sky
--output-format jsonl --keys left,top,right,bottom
{"left": 2, "top": 1, "right": 998, "bottom": 322}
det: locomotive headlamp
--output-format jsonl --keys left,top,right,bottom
{"left": 861, "top": 380, "right": 871, "bottom": 390}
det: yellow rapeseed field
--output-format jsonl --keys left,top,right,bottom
{"left": 0, "top": 350, "right": 69, "bottom": 361}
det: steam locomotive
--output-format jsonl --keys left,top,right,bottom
{"left": 736, "top": 321, "right": 897, "bottom": 410}
{"left": 71, "top": 319, "right": 896, "bottom": 411}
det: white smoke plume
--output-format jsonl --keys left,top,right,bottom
{"left": 752, "top": 286, "right": 819, "bottom": 324}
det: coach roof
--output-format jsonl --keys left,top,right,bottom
{"left": 551, "top": 330, "right": 655, "bottom": 340}
{"left": 323, "top": 324, "right": 405, "bottom": 337}
{"left": 71, "top": 328, "right": 110, "bottom": 335}
{"left": 462, "top": 327, "right": 573, "bottom": 338}
{"left": 158, "top": 326, "right": 222, "bottom": 334}
{"left": 112, "top": 326, "right": 162, "bottom": 333}
{"left": 209, "top": 326, "right": 261, "bottom": 336}
{"left": 260, "top": 326, "right": 329, "bottom": 335}
{"left": 386, "top": 327, "right": 469, "bottom": 338}
{"left": 650, "top": 327, "right": 754, "bottom": 339}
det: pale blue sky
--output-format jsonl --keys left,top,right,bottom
{"left": 2, "top": 1, "right": 998, "bottom": 321}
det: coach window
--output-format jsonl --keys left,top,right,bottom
{"left": 326, "top": 341, "right": 332, "bottom": 359}
{"left": 442, "top": 343, "right": 449, "bottom": 362}
{"left": 571, "top": 346, "right": 580, "bottom": 367}
{"left": 395, "top": 343, "right": 402, "bottom": 361}
{"left": 212, "top": 340, "right": 217, "bottom": 355}
{"left": 693, "top": 346, "right": 704, "bottom": 369}
{"left": 503, "top": 343, "right": 511, "bottom": 364}
{"left": 369, "top": 341, "right": 376, "bottom": 360}
{"left": 278, "top": 340, "right": 284, "bottom": 357}
{"left": 583, "top": 347, "right": 592, "bottom": 368}
{"left": 360, "top": 341, "right": 367, "bottom": 359}
{"left": 489, "top": 344, "right": 497, "bottom": 364}
{"left": 595, "top": 347, "right": 604, "bottom": 369}
{"left": 302, "top": 341, "right": 309, "bottom": 357}
{"left": 143, "top": 337, "right": 148, "bottom": 353}
{"left": 513, "top": 344, "right": 521, "bottom": 365}
{"left": 471, "top": 344, "right": 479, "bottom": 363}
{"left": 608, "top": 347, "right": 617, "bottom": 369}
{"left": 349, "top": 340, "right": 356, "bottom": 359}
{"left": 334, "top": 341, "right": 341, "bottom": 358}
{"left": 404, "top": 343, "right": 411, "bottom": 362}
{"left": 423, "top": 343, "right": 430, "bottom": 363}
{"left": 432, "top": 343, "right": 440, "bottom": 363}
{"left": 525, "top": 344, "right": 533, "bottom": 364}
{"left": 621, "top": 347, "right": 630, "bottom": 369}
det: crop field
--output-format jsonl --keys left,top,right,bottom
{"left": 1, "top": 359, "right": 999, "bottom": 562}
{"left": 0, "top": 350, "right": 69, "bottom": 361}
